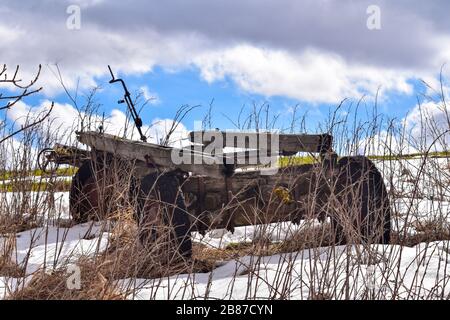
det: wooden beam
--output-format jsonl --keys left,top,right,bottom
{"left": 189, "top": 131, "right": 332, "bottom": 155}
{"left": 76, "top": 131, "right": 229, "bottom": 178}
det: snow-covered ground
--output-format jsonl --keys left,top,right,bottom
{"left": 0, "top": 175, "right": 72, "bottom": 186}
{"left": 1, "top": 157, "right": 450, "bottom": 299}
{"left": 119, "top": 241, "right": 450, "bottom": 299}
{"left": 0, "top": 222, "right": 109, "bottom": 297}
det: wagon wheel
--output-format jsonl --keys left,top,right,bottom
{"left": 37, "top": 148, "right": 59, "bottom": 174}
{"left": 69, "top": 160, "right": 112, "bottom": 223}
{"left": 332, "top": 156, "right": 391, "bottom": 244}
{"left": 136, "top": 172, "right": 192, "bottom": 259}
{"left": 70, "top": 160, "right": 97, "bottom": 223}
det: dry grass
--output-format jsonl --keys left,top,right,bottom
{"left": 308, "top": 291, "right": 333, "bottom": 300}
{"left": 391, "top": 230, "right": 450, "bottom": 247}
{"left": 91, "top": 209, "right": 218, "bottom": 280}
{"left": 0, "top": 216, "right": 41, "bottom": 234}
{"left": 390, "top": 218, "right": 450, "bottom": 246}
{"left": 193, "top": 223, "right": 336, "bottom": 261}
{"left": 0, "top": 233, "right": 24, "bottom": 277}
{"left": 0, "top": 257, "right": 25, "bottom": 278}
{"left": 9, "top": 259, "right": 124, "bottom": 300}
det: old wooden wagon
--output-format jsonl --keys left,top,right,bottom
{"left": 40, "top": 68, "right": 391, "bottom": 258}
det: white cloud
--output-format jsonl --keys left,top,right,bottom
{"left": 194, "top": 45, "right": 414, "bottom": 103}
{"left": 0, "top": 24, "right": 23, "bottom": 42}
{"left": 67, "top": 0, "right": 106, "bottom": 8}
{"left": 358, "top": 98, "right": 450, "bottom": 155}
{"left": 0, "top": 137, "right": 39, "bottom": 170}
{"left": 5, "top": 100, "right": 80, "bottom": 145}
{"left": 0, "top": 21, "right": 206, "bottom": 96}
{"left": 1, "top": 0, "right": 450, "bottom": 104}
{"left": 358, "top": 130, "right": 419, "bottom": 156}
{"left": 147, "top": 118, "right": 189, "bottom": 147}
{"left": 140, "top": 86, "right": 161, "bottom": 105}
{"left": 402, "top": 100, "right": 450, "bottom": 151}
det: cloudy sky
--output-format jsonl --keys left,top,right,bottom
{"left": 2, "top": 0, "right": 450, "bottom": 148}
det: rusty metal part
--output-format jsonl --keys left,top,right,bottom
{"left": 37, "top": 148, "right": 59, "bottom": 174}
{"left": 39, "top": 144, "right": 91, "bottom": 169}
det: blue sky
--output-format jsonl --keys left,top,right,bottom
{"left": 15, "top": 64, "right": 431, "bottom": 132}
{"left": 9, "top": 64, "right": 333, "bottom": 133}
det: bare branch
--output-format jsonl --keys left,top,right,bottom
{"left": 0, "top": 64, "right": 43, "bottom": 110}
{"left": 0, "top": 102, "right": 54, "bottom": 144}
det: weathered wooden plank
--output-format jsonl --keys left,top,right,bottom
{"left": 189, "top": 131, "right": 332, "bottom": 155}
{"left": 182, "top": 164, "right": 315, "bottom": 194}
{"left": 76, "top": 131, "right": 229, "bottom": 178}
